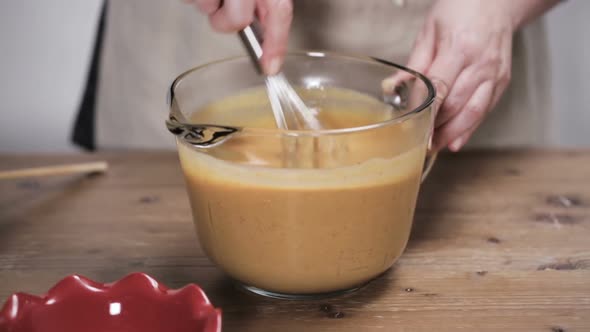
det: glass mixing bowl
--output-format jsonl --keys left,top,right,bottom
{"left": 167, "top": 51, "right": 436, "bottom": 299}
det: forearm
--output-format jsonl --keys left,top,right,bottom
{"left": 501, "top": 0, "right": 561, "bottom": 30}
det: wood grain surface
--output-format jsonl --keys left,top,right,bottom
{"left": 0, "top": 150, "right": 589, "bottom": 331}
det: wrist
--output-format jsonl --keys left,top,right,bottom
{"left": 504, "top": 0, "right": 561, "bottom": 30}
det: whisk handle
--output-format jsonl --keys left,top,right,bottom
{"left": 238, "top": 22, "right": 265, "bottom": 74}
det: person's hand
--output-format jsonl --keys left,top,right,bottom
{"left": 184, "top": 0, "right": 293, "bottom": 75}
{"left": 397, "top": 0, "right": 558, "bottom": 152}
{"left": 405, "top": 0, "right": 514, "bottom": 152}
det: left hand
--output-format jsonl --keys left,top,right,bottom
{"left": 403, "top": 0, "right": 516, "bottom": 152}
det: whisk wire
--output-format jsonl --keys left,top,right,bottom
{"left": 265, "top": 73, "right": 322, "bottom": 130}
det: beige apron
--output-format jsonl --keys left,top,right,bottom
{"left": 96, "top": 0, "right": 551, "bottom": 150}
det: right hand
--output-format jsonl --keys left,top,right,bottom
{"left": 185, "top": 0, "right": 293, "bottom": 75}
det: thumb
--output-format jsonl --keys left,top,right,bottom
{"left": 382, "top": 19, "right": 436, "bottom": 94}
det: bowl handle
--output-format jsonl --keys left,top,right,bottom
{"left": 421, "top": 151, "right": 437, "bottom": 182}
{"left": 421, "top": 103, "right": 438, "bottom": 182}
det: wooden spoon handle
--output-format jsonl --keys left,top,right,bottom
{"left": 0, "top": 161, "right": 108, "bottom": 180}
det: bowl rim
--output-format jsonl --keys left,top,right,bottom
{"left": 168, "top": 50, "right": 436, "bottom": 137}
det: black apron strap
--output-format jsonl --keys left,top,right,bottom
{"left": 71, "top": 1, "right": 107, "bottom": 151}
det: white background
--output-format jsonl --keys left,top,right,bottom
{"left": 0, "top": 0, "right": 588, "bottom": 152}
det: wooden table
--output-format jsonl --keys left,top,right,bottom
{"left": 1, "top": 151, "right": 589, "bottom": 331}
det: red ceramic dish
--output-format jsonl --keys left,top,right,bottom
{"left": 0, "top": 273, "right": 221, "bottom": 332}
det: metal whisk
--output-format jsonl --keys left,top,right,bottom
{"left": 238, "top": 22, "right": 321, "bottom": 131}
